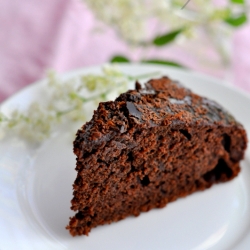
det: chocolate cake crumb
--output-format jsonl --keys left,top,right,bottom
{"left": 66, "top": 76, "right": 247, "bottom": 236}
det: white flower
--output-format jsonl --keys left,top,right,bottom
{"left": 0, "top": 65, "right": 148, "bottom": 142}
{"left": 83, "top": 0, "right": 246, "bottom": 47}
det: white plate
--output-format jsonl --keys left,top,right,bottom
{"left": 1, "top": 64, "right": 250, "bottom": 250}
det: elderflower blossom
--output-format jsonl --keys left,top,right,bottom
{"left": 84, "top": 0, "right": 247, "bottom": 63}
{"left": 0, "top": 66, "right": 133, "bottom": 142}
{"left": 8, "top": 104, "right": 54, "bottom": 141}
{"left": 84, "top": 0, "right": 246, "bottom": 42}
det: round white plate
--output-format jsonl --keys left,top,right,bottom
{"left": 1, "top": 64, "right": 250, "bottom": 250}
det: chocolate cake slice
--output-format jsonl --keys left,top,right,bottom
{"left": 67, "top": 77, "right": 247, "bottom": 236}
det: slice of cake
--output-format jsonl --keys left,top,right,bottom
{"left": 67, "top": 77, "right": 247, "bottom": 236}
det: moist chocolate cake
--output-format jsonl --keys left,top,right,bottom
{"left": 67, "top": 77, "right": 247, "bottom": 236}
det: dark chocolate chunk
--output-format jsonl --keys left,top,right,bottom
{"left": 126, "top": 101, "right": 142, "bottom": 119}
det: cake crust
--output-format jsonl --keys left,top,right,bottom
{"left": 67, "top": 77, "right": 247, "bottom": 236}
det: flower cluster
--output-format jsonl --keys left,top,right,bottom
{"left": 84, "top": 0, "right": 248, "bottom": 44}
{"left": 84, "top": 0, "right": 248, "bottom": 65}
{"left": 0, "top": 65, "right": 136, "bottom": 142}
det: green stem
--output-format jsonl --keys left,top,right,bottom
{"left": 206, "top": 26, "right": 231, "bottom": 67}
{"left": 78, "top": 89, "right": 112, "bottom": 103}
{"left": 56, "top": 107, "right": 76, "bottom": 117}
{"left": 127, "top": 71, "right": 161, "bottom": 80}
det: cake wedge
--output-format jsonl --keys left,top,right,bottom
{"left": 67, "top": 76, "right": 247, "bottom": 236}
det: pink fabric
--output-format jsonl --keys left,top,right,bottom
{"left": 0, "top": 0, "right": 250, "bottom": 103}
{"left": 233, "top": 25, "right": 250, "bottom": 92}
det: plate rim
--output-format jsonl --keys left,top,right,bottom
{"left": 2, "top": 62, "right": 250, "bottom": 108}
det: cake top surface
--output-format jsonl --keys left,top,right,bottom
{"left": 75, "top": 77, "right": 239, "bottom": 150}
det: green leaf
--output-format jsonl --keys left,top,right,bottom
{"left": 142, "top": 59, "right": 185, "bottom": 68}
{"left": 225, "top": 13, "right": 247, "bottom": 27}
{"left": 153, "top": 29, "right": 183, "bottom": 46}
{"left": 110, "top": 55, "right": 130, "bottom": 63}
{"left": 230, "top": 0, "right": 244, "bottom": 4}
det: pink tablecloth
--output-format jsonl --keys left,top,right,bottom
{"left": 0, "top": 0, "right": 250, "bottom": 103}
